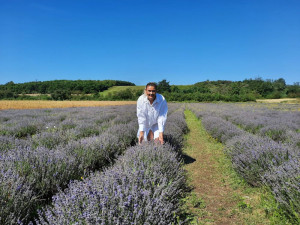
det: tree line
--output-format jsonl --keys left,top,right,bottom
{"left": 102, "top": 78, "right": 300, "bottom": 102}
{"left": 0, "top": 80, "right": 135, "bottom": 100}
{"left": 164, "top": 78, "right": 300, "bottom": 102}
{"left": 0, "top": 78, "right": 299, "bottom": 102}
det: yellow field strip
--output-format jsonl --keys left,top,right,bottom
{"left": 256, "top": 98, "right": 300, "bottom": 103}
{"left": 0, "top": 100, "right": 136, "bottom": 110}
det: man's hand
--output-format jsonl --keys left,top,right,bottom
{"left": 159, "top": 132, "right": 164, "bottom": 144}
{"left": 139, "top": 131, "right": 144, "bottom": 144}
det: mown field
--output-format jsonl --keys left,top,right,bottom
{"left": 100, "top": 85, "right": 193, "bottom": 97}
{"left": 256, "top": 98, "right": 300, "bottom": 104}
{"left": 100, "top": 86, "right": 145, "bottom": 97}
{"left": 0, "top": 100, "right": 136, "bottom": 110}
{"left": 0, "top": 101, "right": 299, "bottom": 224}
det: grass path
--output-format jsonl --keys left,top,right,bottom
{"left": 182, "top": 110, "right": 270, "bottom": 225}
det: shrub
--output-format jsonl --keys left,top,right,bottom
{"left": 35, "top": 143, "right": 186, "bottom": 225}
{"left": 263, "top": 159, "right": 300, "bottom": 221}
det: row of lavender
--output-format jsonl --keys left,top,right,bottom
{"left": 0, "top": 104, "right": 182, "bottom": 224}
{"left": 0, "top": 105, "right": 139, "bottom": 224}
{"left": 0, "top": 106, "right": 137, "bottom": 149}
{"left": 30, "top": 106, "right": 188, "bottom": 224}
{"left": 188, "top": 103, "right": 300, "bottom": 220}
{"left": 189, "top": 103, "right": 300, "bottom": 148}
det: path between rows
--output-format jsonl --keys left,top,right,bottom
{"left": 182, "top": 110, "right": 269, "bottom": 225}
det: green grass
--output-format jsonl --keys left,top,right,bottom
{"left": 100, "top": 85, "right": 195, "bottom": 97}
{"left": 176, "top": 85, "right": 194, "bottom": 90}
{"left": 100, "top": 86, "right": 144, "bottom": 97}
{"left": 181, "top": 110, "right": 295, "bottom": 224}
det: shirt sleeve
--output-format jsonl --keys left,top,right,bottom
{"left": 137, "top": 97, "right": 147, "bottom": 131}
{"left": 158, "top": 98, "right": 168, "bottom": 132}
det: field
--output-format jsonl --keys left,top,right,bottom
{"left": 188, "top": 102, "right": 300, "bottom": 223}
{"left": 0, "top": 100, "right": 136, "bottom": 110}
{"left": 0, "top": 101, "right": 299, "bottom": 224}
{"left": 100, "top": 86, "right": 145, "bottom": 97}
{"left": 256, "top": 98, "right": 300, "bottom": 104}
{"left": 99, "top": 85, "right": 194, "bottom": 97}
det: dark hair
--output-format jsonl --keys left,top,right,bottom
{"left": 145, "top": 82, "right": 157, "bottom": 90}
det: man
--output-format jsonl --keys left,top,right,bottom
{"left": 137, "top": 82, "right": 168, "bottom": 144}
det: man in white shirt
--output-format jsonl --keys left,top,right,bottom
{"left": 137, "top": 82, "right": 168, "bottom": 144}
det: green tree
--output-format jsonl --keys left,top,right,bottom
{"left": 170, "top": 85, "right": 180, "bottom": 93}
{"left": 51, "top": 89, "right": 71, "bottom": 100}
{"left": 273, "top": 78, "right": 287, "bottom": 98}
{"left": 157, "top": 79, "right": 171, "bottom": 93}
{"left": 287, "top": 82, "right": 300, "bottom": 97}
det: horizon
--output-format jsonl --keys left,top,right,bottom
{"left": 1, "top": 0, "right": 299, "bottom": 85}
{"left": 1, "top": 76, "right": 297, "bottom": 87}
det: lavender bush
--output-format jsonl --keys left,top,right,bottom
{"left": 0, "top": 135, "right": 30, "bottom": 152}
{"left": 258, "top": 124, "right": 289, "bottom": 142}
{"left": 167, "top": 109, "right": 188, "bottom": 134}
{"left": 286, "top": 130, "right": 300, "bottom": 149}
{"left": 30, "top": 104, "right": 188, "bottom": 225}
{"left": 1, "top": 103, "right": 189, "bottom": 224}
{"left": 31, "top": 131, "right": 69, "bottom": 149}
{"left": 226, "top": 134, "right": 296, "bottom": 186}
{"left": 0, "top": 105, "right": 139, "bottom": 224}
{"left": 188, "top": 102, "right": 300, "bottom": 219}
{"left": 35, "top": 143, "right": 186, "bottom": 225}
{"left": 201, "top": 116, "right": 246, "bottom": 143}
{"left": 0, "top": 105, "right": 133, "bottom": 142}
{"left": 263, "top": 159, "right": 300, "bottom": 221}
{"left": 188, "top": 102, "right": 300, "bottom": 144}
{"left": 66, "top": 121, "right": 138, "bottom": 171}
{"left": 0, "top": 165, "right": 35, "bottom": 224}
{"left": 164, "top": 107, "right": 188, "bottom": 151}
{"left": 0, "top": 146, "right": 79, "bottom": 199}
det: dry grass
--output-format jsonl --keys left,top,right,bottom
{"left": 18, "top": 94, "right": 51, "bottom": 96}
{"left": 256, "top": 98, "right": 300, "bottom": 104}
{"left": 0, "top": 100, "right": 136, "bottom": 110}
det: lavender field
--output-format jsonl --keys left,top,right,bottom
{"left": 0, "top": 104, "right": 188, "bottom": 224}
{"left": 1, "top": 102, "right": 299, "bottom": 224}
{"left": 188, "top": 103, "right": 300, "bottom": 221}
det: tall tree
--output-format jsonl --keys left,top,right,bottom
{"left": 157, "top": 79, "right": 171, "bottom": 93}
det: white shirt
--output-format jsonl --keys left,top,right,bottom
{"left": 137, "top": 93, "right": 168, "bottom": 132}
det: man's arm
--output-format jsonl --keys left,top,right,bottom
{"left": 137, "top": 97, "right": 146, "bottom": 144}
{"left": 157, "top": 98, "right": 168, "bottom": 144}
{"left": 158, "top": 132, "right": 164, "bottom": 144}
{"left": 139, "top": 131, "right": 144, "bottom": 144}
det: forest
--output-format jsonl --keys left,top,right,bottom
{"left": 0, "top": 80, "right": 134, "bottom": 100}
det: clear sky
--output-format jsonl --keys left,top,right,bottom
{"left": 1, "top": 0, "right": 299, "bottom": 85}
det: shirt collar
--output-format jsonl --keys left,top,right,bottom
{"left": 143, "top": 93, "right": 161, "bottom": 104}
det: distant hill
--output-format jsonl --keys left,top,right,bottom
{"left": 0, "top": 78, "right": 299, "bottom": 102}
{"left": 161, "top": 78, "right": 300, "bottom": 102}
{"left": 100, "top": 85, "right": 194, "bottom": 97}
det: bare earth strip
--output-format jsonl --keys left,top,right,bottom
{"left": 0, "top": 100, "right": 136, "bottom": 110}
{"left": 183, "top": 110, "right": 269, "bottom": 225}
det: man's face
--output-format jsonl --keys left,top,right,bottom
{"left": 146, "top": 85, "right": 156, "bottom": 102}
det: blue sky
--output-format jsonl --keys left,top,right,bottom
{"left": 0, "top": 0, "right": 299, "bottom": 85}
